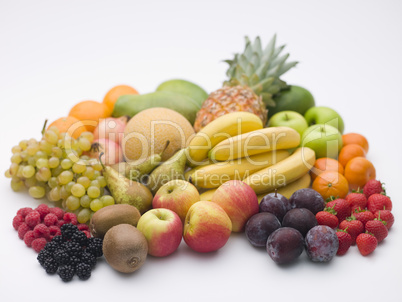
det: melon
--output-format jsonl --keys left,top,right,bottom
{"left": 123, "top": 107, "right": 195, "bottom": 161}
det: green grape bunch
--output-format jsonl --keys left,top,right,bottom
{"left": 5, "top": 123, "right": 115, "bottom": 224}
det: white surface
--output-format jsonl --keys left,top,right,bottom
{"left": 1, "top": 0, "right": 402, "bottom": 301}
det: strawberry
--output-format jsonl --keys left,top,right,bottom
{"left": 339, "top": 217, "right": 364, "bottom": 244}
{"left": 356, "top": 233, "right": 378, "bottom": 256}
{"left": 365, "top": 219, "right": 388, "bottom": 242}
{"left": 363, "top": 179, "right": 385, "bottom": 198}
{"left": 367, "top": 193, "right": 392, "bottom": 213}
{"left": 374, "top": 210, "right": 394, "bottom": 230}
{"left": 336, "top": 229, "right": 352, "bottom": 256}
{"left": 352, "top": 208, "right": 374, "bottom": 228}
{"left": 316, "top": 207, "right": 339, "bottom": 229}
{"left": 345, "top": 191, "right": 367, "bottom": 211}
{"left": 326, "top": 198, "right": 351, "bottom": 222}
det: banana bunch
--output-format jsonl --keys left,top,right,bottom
{"left": 186, "top": 112, "right": 314, "bottom": 197}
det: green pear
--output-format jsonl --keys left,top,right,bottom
{"left": 147, "top": 148, "right": 187, "bottom": 194}
{"left": 102, "top": 160, "right": 153, "bottom": 214}
{"left": 111, "top": 140, "right": 170, "bottom": 183}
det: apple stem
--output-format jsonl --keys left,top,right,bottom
{"left": 188, "top": 176, "right": 193, "bottom": 185}
{"left": 284, "top": 114, "right": 289, "bottom": 121}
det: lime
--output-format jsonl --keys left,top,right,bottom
{"left": 268, "top": 85, "right": 315, "bottom": 118}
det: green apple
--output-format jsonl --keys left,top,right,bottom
{"left": 304, "top": 106, "right": 345, "bottom": 134}
{"left": 268, "top": 85, "right": 315, "bottom": 118}
{"left": 268, "top": 110, "right": 308, "bottom": 137}
{"left": 301, "top": 124, "right": 343, "bottom": 159}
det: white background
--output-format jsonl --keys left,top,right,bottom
{"left": 1, "top": 0, "right": 402, "bottom": 301}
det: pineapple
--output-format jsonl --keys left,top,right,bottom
{"left": 193, "top": 35, "right": 298, "bottom": 132}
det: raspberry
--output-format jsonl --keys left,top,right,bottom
{"left": 43, "top": 213, "right": 59, "bottom": 227}
{"left": 83, "top": 230, "right": 91, "bottom": 239}
{"left": 35, "top": 204, "right": 50, "bottom": 220}
{"left": 18, "top": 223, "right": 31, "bottom": 240}
{"left": 32, "top": 238, "right": 48, "bottom": 253}
{"left": 12, "top": 215, "right": 25, "bottom": 230}
{"left": 25, "top": 211, "right": 41, "bottom": 228}
{"left": 23, "top": 230, "right": 36, "bottom": 247}
{"left": 63, "top": 212, "right": 78, "bottom": 225}
{"left": 17, "top": 207, "right": 33, "bottom": 218}
{"left": 33, "top": 224, "right": 50, "bottom": 240}
{"left": 57, "top": 220, "right": 66, "bottom": 228}
{"left": 49, "top": 207, "right": 65, "bottom": 220}
{"left": 77, "top": 224, "right": 90, "bottom": 232}
{"left": 48, "top": 226, "right": 62, "bottom": 240}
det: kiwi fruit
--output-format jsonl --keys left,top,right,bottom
{"left": 89, "top": 204, "right": 141, "bottom": 239}
{"left": 103, "top": 224, "right": 148, "bottom": 273}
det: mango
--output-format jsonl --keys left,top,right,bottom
{"left": 156, "top": 79, "right": 208, "bottom": 106}
{"left": 112, "top": 91, "right": 200, "bottom": 124}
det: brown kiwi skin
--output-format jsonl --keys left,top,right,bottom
{"left": 103, "top": 224, "right": 148, "bottom": 273}
{"left": 89, "top": 204, "right": 141, "bottom": 239}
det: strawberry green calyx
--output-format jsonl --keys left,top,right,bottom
{"left": 324, "top": 205, "right": 337, "bottom": 216}
{"left": 345, "top": 215, "right": 357, "bottom": 222}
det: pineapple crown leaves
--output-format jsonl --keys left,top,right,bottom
{"left": 224, "top": 35, "right": 298, "bottom": 107}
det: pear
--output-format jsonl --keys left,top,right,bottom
{"left": 111, "top": 140, "right": 170, "bottom": 183}
{"left": 101, "top": 156, "right": 153, "bottom": 214}
{"left": 147, "top": 148, "right": 187, "bottom": 194}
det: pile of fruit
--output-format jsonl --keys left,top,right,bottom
{"left": 5, "top": 35, "right": 395, "bottom": 279}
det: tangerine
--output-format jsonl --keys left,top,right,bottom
{"left": 344, "top": 157, "right": 376, "bottom": 190}
{"left": 338, "top": 144, "right": 366, "bottom": 168}
{"left": 312, "top": 171, "right": 349, "bottom": 200}
{"left": 103, "top": 84, "right": 139, "bottom": 112}
{"left": 68, "top": 100, "right": 111, "bottom": 132}
{"left": 342, "top": 133, "right": 369, "bottom": 153}
{"left": 310, "top": 157, "right": 344, "bottom": 181}
{"left": 47, "top": 116, "right": 87, "bottom": 139}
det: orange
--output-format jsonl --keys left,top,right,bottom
{"left": 344, "top": 157, "right": 376, "bottom": 191}
{"left": 342, "top": 133, "right": 369, "bottom": 153}
{"left": 68, "top": 100, "right": 111, "bottom": 132}
{"left": 312, "top": 171, "right": 349, "bottom": 200}
{"left": 310, "top": 157, "right": 344, "bottom": 181}
{"left": 47, "top": 116, "right": 87, "bottom": 139}
{"left": 338, "top": 144, "right": 366, "bottom": 167}
{"left": 103, "top": 84, "right": 139, "bottom": 112}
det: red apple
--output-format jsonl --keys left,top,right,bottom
{"left": 153, "top": 180, "right": 200, "bottom": 223}
{"left": 136, "top": 208, "right": 183, "bottom": 257}
{"left": 211, "top": 180, "right": 259, "bottom": 232}
{"left": 183, "top": 201, "right": 232, "bottom": 253}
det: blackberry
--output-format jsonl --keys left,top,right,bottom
{"left": 43, "top": 258, "right": 59, "bottom": 274}
{"left": 86, "top": 237, "right": 103, "bottom": 257}
{"left": 63, "top": 241, "right": 83, "bottom": 257}
{"left": 76, "top": 263, "right": 91, "bottom": 280}
{"left": 37, "top": 249, "right": 53, "bottom": 267}
{"left": 54, "top": 249, "right": 71, "bottom": 265}
{"left": 61, "top": 223, "right": 79, "bottom": 240}
{"left": 69, "top": 255, "right": 82, "bottom": 268}
{"left": 52, "top": 235, "right": 65, "bottom": 245}
{"left": 81, "top": 251, "right": 97, "bottom": 268}
{"left": 71, "top": 231, "right": 88, "bottom": 247}
{"left": 58, "top": 265, "right": 75, "bottom": 282}
{"left": 44, "top": 240, "right": 60, "bottom": 253}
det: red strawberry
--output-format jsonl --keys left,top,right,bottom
{"left": 363, "top": 179, "right": 385, "bottom": 198}
{"left": 356, "top": 233, "right": 378, "bottom": 256}
{"left": 374, "top": 210, "right": 394, "bottom": 230}
{"left": 316, "top": 208, "right": 339, "bottom": 229}
{"left": 367, "top": 194, "right": 392, "bottom": 213}
{"left": 365, "top": 219, "right": 388, "bottom": 242}
{"left": 352, "top": 208, "right": 374, "bottom": 228}
{"left": 345, "top": 191, "right": 367, "bottom": 211}
{"left": 336, "top": 230, "right": 352, "bottom": 256}
{"left": 339, "top": 217, "right": 364, "bottom": 244}
{"left": 326, "top": 198, "right": 351, "bottom": 222}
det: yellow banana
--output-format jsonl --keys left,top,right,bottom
{"left": 208, "top": 126, "right": 300, "bottom": 161}
{"left": 257, "top": 173, "right": 311, "bottom": 203}
{"left": 187, "top": 112, "right": 263, "bottom": 166}
{"left": 243, "top": 147, "right": 315, "bottom": 195}
{"left": 185, "top": 150, "right": 290, "bottom": 189}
